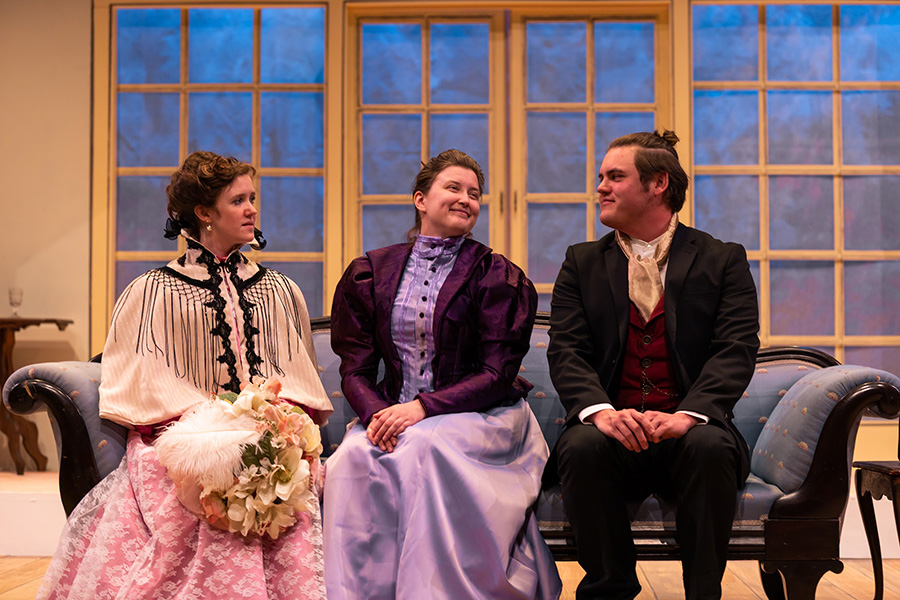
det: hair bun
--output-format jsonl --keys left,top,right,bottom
{"left": 656, "top": 129, "right": 680, "bottom": 147}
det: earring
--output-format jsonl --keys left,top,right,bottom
{"left": 205, "top": 222, "right": 212, "bottom": 232}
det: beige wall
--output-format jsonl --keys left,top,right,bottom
{"left": 0, "top": 0, "right": 92, "bottom": 471}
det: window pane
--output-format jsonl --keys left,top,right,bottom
{"left": 769, "top": 176, "right": 833, "bottom": 250}
{"left": 363, "top": 205, "right": 413, "bottom": 253}
{"left": 845, "top": 261, "right": 900, "bottom": 336}
{"left": 261, "top": 8, "right": 325, "bottom": 84}
{"left": 430, "top": 114, "right": 490, "bottom": 194}
{"left": 261, "top": 92, "right": 324, "bottom": 168}
{"left": 361, "top": 114, "right": 421, "bottom": 195}
{"left": 528, "top": 204, "right": 585, "bottom": 284}
{"left": 538, "top": 293, "right": 552, "bottom": 313}
{"left": 117, "top": 8, "right": 180, "bottom": 84}
{"left": 188, "top": 92, "right": 252, "bottom": 162}
{"left": 840, "top": 5, "right": 900, "bottom": 81}
{"left": 693, "top": 175, "right": 759, "bottom": 250}
{"left": 362, "top": 24, "right": 421, "bottom": 105}
{"left": 770, "top": 261, "right": 834, "bottom": 336}
{"left": 766, "top": 5, "right": 832, "bottom": 82}
{"left": 692, "top": 5, "right": 758, "bottom": 82}
{"left": 844, "top": 176, "right": 900, "bottom": 251}
{"left": 842, "top": 91, "right": 900, "bottom": 165}
{"left": 526, "top": 22, "right": 586, "bottom": 103}
{"left": 694, "top": 91, "right": 759, "bottom": 166}
{"left": 117, "top": 177, "right": 175, "bottom": 252}
{"left": 594, "top": 22, "right": 654, "bottom": 103}
{"left": 767, "top": 91, "right": 832, "bottom": 165}
{"left": 845, "top": 346, "right": 900, "bottom": 374}
{"left": 116, "top": 261, "right": 167, "bottom": 299}
{"left": 430, "top": 23, "right": 489, "bottom": 105}
{"left": 188, "top": 9, "right": 253, "bottom": 84}
{"left": 527, "top": 112, "right": 586, "bottom": 194}
{"left": 595, "top": 112, "right": 656, "bottom": 180}
{"left": 117, "top": 93, "right": 180, "bottom": 167}
{"left": 259, "top": 177, "right": 323, "bottom": 253}
{"left": 262, "top": 261, "right": 324, "bottom": 318}
{"left": 748, "top": 260, "right": 761, "bottom": 306}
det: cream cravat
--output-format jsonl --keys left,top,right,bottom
{"left": 615, "top": 214, "right": 679, "bottom": 323}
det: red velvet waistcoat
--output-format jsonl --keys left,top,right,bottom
{"left": 616, "top": 296, "right": 682, "bottom": 412}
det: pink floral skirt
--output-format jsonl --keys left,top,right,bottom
{"left": 39, "top": 432, "right": 325, "bottom": 599}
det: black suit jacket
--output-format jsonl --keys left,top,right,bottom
{"left": 547, "top": 223, "right": 759, "bottom": 482}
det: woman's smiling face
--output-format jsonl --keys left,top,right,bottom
{"left": 414, "top": 165, "right": 481, "bottom": 239}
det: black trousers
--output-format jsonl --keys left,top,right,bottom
{"left": 557, "top": 423, "right": 741, "bottom": 600}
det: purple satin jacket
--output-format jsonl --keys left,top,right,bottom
{"left": 331, "top": 239, "right": 538, "bottom": 425}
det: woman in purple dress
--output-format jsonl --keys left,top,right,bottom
{"left": 323, "top": 149, "right": 561, "bottom": 599}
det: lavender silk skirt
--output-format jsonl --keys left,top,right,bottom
{"left": 322, "top": 399, "right": 562, "bottom": 600}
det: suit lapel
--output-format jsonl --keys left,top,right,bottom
{"left": 664, "top": 224, "right": 698, "bottom": 347}
{"left": 603, "top": 241, "right": 630, "bottom": 351}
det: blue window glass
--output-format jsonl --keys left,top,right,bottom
{"left": 261, "top": 8, "right": 325, "bottom": 84}
{"left": 526, "top": 22, "right": 586, "bottom": 103}
{"left": 362, "top": 24, "right": 422, "bottom": 105}
{"left": 528, "top": 204, "right": 585, "bottom": 284}
{"left": 845, "top": 346, "right": 900, "bottom": 375}
{"left": 117, "top": 8, "right": 180, "bottom": 84}
{"left": 361, "top": 114, "right": 421, "bottom": 196}
{"left": 840, "top": 5, "right": 900, "bottom": 81}
{"left": 470, "top": 204, "right": 489, "bottom": 246}
{"left": 842, "top": 91, "right": 900, "bottom": 165}
{"left": 692, "top": 5, "right": 758, "bottom": 81}
{"left": 766, "top": 5, "right": 832, "bottom": 82}
{"left": 538, "top": 293, "right": 552, "bottom": 313}
{"left": 261, "top": 92, "right": 324, "bottom": 168}
{"left": 693, "top": 175, "right": 760, "bottom": 250}
{"left": 694, "top": 91, "right": 759, "bottom": 166}
{"left": 769, "top": 176, "right": 833, "bottom": 250}
{"left": 430, "top": 113, "right": 490, "bottom": 194}
{"left": 430, "top": 23, "right": 490, "bottom": 105}
{"left": 594, "top": 22, "right": 654, "bottom": 103}
{"left": 748, "top": 260, "right": 762, "bottom": 306}
{"left": 188, "top": 92, "right": 252, "bottom": 162}
{"left": 362, "top": 205, "right": 415, "bottom": 252}
{"left": 767, "top": 91, "right": 832, "bottom": 165}
{"left": 117, "top": 93, "right": 180, "bottom": 167}
{"left": 117, "top": 177, "right": 176, "bottom": 252}
{"left": 188, "top": 9, "right": 253, "bottom": 84}
{"left": 262, "top": 261, "right": 324, "bottom": 318}
{"left": 770, "top": 261, "right": 834, "bottom": 336}
{"left": 116, "top": 261, "right": 167, "bottom": 299}
{"left": 527, "top": 112, "right": 586, "bottom": 194}
{"left": 844, "top": 176, "right": 900, "bottom": 251}
{"left": 259, "top": 177, "right": 323, "bottom": 253}
{"left": 595, "top": 112, "right": 656, "bottom": 181}
{"left": 845, "top": 261, "right": 900, "bottom": 336}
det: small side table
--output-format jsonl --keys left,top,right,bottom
{"left": 1, "top": 317, "right": 73, "bottom": 474}
{"left": 852, "top": 459, "right": 900, "bottom": 600}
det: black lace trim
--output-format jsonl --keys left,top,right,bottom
{"left": 225, "top": 258, "right": 264, "bottom": 379}
{"left": 194, "top": 244, "right": 241, "bottom": 394}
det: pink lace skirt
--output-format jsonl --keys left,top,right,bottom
{"left": 39, "top": 432, "right": 325, "bottom": 599}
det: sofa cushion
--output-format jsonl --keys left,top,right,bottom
{"left": 521, "top": 327, "right": 566, "bottom": 452}
{"left": 751, "top": 365, "right": 900, "bottom": 493}
{"left": 733, "top": 361, "right": 821, "bottom": 449}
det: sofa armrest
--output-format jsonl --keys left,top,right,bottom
{"left": 751, "top": 365, "right": 900, "bottom": 520}
{"left": 2, "top": 361, "right": 127, "bottom": 515}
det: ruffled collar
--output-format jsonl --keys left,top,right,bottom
{"left": 167, "top": 236, "right": 260, "bottom": 285}
{"left": 411, "top": 235, "right": 466, "bottom": 260}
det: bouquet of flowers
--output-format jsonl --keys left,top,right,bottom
{"left": 155, "top": 377, "right": 322, "bottom": 539}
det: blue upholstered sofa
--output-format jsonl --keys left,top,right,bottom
{"left": 4, "top": 313, "right": 900, "bottom": 600}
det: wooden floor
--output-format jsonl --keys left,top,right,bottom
{"left": 1, "top": 557, "right": 897, "bottom": 599}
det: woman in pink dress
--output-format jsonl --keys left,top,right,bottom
{"left": 39, "top": 151, "right": 333, "bottom": 599}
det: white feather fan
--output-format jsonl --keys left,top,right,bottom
{"left": 155, "top": 400, "right": 261, "bottom": 491}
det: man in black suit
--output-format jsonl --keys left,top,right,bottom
{"left": 548, "top": 130, "right": 759, "bottom": 600}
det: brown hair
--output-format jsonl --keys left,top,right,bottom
{"left": 406, "top": 149, "right": 485, "bottom": 242}
{"left": 166, "top": 151, "right": 256, "bottom": 238}
{"left": 608, "top": 130, "right": 689, "bottom": 213}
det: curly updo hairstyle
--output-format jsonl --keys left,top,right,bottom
{"left": 166, "top": 151, "right": 256, "bottom": 238}
{"left": 608, "top": 130, "right": 689, "bottom": 213}
{"left": 406, "top": 149, "right": 485, "bottom": 242}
